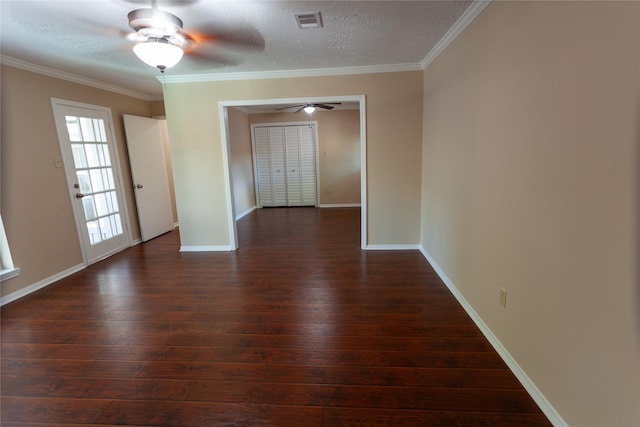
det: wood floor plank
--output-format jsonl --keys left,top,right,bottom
{"left": 0, "top": 207, "right": 551, "bottom": 426}
{"left": 1, "top": 376, "right": 193, "bottom": 400}
{"left": 265, "top": 364, "right": 523, "bottom": 388}
{"left": 386, "top": 350, "right": 509, "bottom": 368}
{"left": 395, "top": 387, "right": 543, "bottom": 413}
{"left": 135, "top": 361, "right": 269, "bottom": 382}
{"left": 2, "top": 358, "right": 146, "bottom": 378}
{"left": 94, "top": 401, "right": 323, "bottom": 426}
{"left": 321, "top": 407, "right": 553, "bottom": 427}
{"left": 0, "top": 397, "right": 111, "bottom": 424}
{"left": 187, "top": 381, "right": 399, "bottom": 408}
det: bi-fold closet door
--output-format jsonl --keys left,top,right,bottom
{"left": 252, "top": 124, "right": 318, "bottom": 207}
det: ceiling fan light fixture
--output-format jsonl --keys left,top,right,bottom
{"left": 133, "top": 38, "right": 183, "bottom": 72}
{"left": 303, "top": 105, "right": 316, "bottom": 114}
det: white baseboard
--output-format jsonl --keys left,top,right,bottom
{"left": 419, "top": 245, "right": 567, "bottom": 427}
{"left": 1, "top": 263, "right": 85, "bottom": 306}
{"left": 236, "top": 206, "right": 257, "bottom": 221}
{"left": 180, "top": 245, "right": 233, "bottom": 252}
{"left": 366, "top": 244, "right": 420, "bottom": 250}
{"left": 318, "top": 203, "right": 361, "bottom": 208}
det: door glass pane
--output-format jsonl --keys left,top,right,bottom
{"left": 76, "top": 170, "right": 92, "bottom": 193}
{"left": 85, "top": 144, "right": 100, "bottom": 167}
{"left": 87, "top": 220, "right": 101, "bottom": 244}
{"left": 71, "top": 144, "right": 87, "bottom": 168}
{"left": 80, "top": 117, "right": 96, "bottom": 142}
{"left": 94, "top": 193, "right": 108, "bottom": 217}
{"left": 90, "top": 169, "right": 105, "bottom": 192}
{"left": 96, "top": 121, "right": 107, "bottom": 142}
{"left": 83, "top": 196, "right": 97, "bottom": 221}
{"left": 102, "top": 169, "right": 114, "bottom": 190}
{"left": 110, "top": 214, "right": 123, "bottom": 236}
{"left": 97, "top": 144, "right": 111, "bottom": 166}
{"left": 104, "top": 191, "right": 118, "bottom": 214}
{"left": 99, "top": 217, "right": 113, "bottom": 240}
{"left": 66, "top": 116, "right": 82, "bottom": 142}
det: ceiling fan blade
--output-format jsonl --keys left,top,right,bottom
{"left": 185, "top": 25, "right": 265, "bottom": 53}
{"left": 275, "top": 105, "right": 303, "bottom": 111}
{"left": 317, "top": 105, "right": 335, "bottom": 110}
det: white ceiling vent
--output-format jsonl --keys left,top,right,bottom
{"left": 295, "top": 12, "right": 323, "bottom": 29}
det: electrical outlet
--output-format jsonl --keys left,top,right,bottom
{"left": 54, "top": 155, "right": 63, "bottom": 168}
{"left": 499, "top": 288, "right": 507, "bottom": 308}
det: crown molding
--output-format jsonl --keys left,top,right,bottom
{"left": 0, "top": 55, "right": 154, "bottom": 101}
{"left": 420, "top": 0, "right": 491, "bottom": 70}
{"left": 157, "top": 62, "right": 422, "bottom": 84}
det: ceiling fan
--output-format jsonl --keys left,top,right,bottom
{"left": 125, "top": 0, "right": 264, "bottom": 72}
{"left": 276, "top": 103, "right": 342, "bottom": 113}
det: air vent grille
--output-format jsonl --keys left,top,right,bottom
{"left": 295, "top": 12, "right": 322, "bottom": 29}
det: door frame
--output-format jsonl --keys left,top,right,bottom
{"left": 51, "top": 98, "right": 133, "bottom": 265}
{"left": 219, "top": 95, "right": 367, "bottom": 250}
{"left": 250, "top": 121, "right": 320, "bottom": 208}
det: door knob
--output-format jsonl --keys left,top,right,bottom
{"left": 75, "top": 193, "right": 85, "bottom": 199}
{"left": 134, "top": 184, "right": 144, "bottom": 189}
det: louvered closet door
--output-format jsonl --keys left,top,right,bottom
{"left": 285, "top": 126, "right": 303, "bottom": 206}
{"left": 298, "top": 125, "right": 317, "bottom": 206}
{"left": 254, "top": 127, "right": 287, "bottom": 207}
{"left": 253, "top": 124, "right": 317, "bottom": 207}
{"left": 253, "top": 127, "right": 273, "bottom": 206}
{"left": 269, "top": 128, "right": 287, "bottom": 206}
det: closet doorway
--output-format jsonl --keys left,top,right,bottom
{"left": 251, "top": 123, "right": 318, "bottom": 208}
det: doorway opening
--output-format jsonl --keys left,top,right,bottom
{"left": 219, "top": 95, "right": 367, "bottom": 250}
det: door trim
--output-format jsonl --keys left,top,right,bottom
{"left": 50, "top": 98, "right": 133, "bottom": 265}
{"left": 219, "top": 95, "right": 367, "bottom": 250}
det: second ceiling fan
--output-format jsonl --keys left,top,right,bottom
{"left": 276, "top": 103, "right": 342, "bottom": 113}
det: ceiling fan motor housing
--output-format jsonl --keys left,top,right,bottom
{"left": 128, "top": 8, "right": 184, "bottom": 39}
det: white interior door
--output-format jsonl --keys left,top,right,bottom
{"left": 123, "top": 114, "right": 174, "bottom": 242}
{"left": 51, "top": 98, "right": 132, "bottom": 264}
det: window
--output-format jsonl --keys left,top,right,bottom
{"left": 0, "top": 215, "right": 20, "bottom": 281}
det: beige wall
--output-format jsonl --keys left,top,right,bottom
{"left": 163, "top": 72, "right": 423, "bottom": 248}
{"left": 158, "top": 120, "right": 178, "bottom": 223}
{"left": 421, "top": 2, "right": 640, "bottom": 426}
{"left": 1, "top": 65, "right": 152, "bottom": 299}
{"left": 248, "top": 109, "right": 361, "bottom": 206}
{"left": 227, "top": 108, "right": 256, "bottom": 216}
{"left": 150, "top": 100, "right": 166, "bottom": 117}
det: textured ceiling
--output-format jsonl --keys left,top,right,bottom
{"left": 1, "top": 0, "right": 475, "bottom": 100}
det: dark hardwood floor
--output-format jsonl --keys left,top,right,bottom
{"left": 1, "top": 207, "right": 551, "bottom": 426}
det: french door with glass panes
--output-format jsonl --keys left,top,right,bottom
{"left": 51, "top": 99, "right": 131, "bottom": 264}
